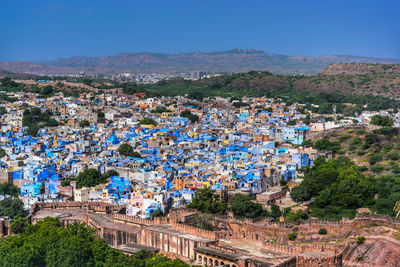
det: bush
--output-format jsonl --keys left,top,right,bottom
{"left": 318, "top": 228, "right": 327, "bottom": 235}
{"left": 370, "top": 164, "right": 385, "bottom": 173}
{"left": 118, "top": 143, "right": 141, "bottom": 158}
{"left": 357, "top": 166, "right": 369, "bottom": 172}
{"left": 339, "top": 135, "right": 351, "bottom": 142}
{"left": 139, "top": 117, "right": 157, "bottom": 125}
{"left": 286, "top": 210, "right": 309, "bottom": 222}
{"left": 288, "top": 232, "right": 297, "bottom": 241}
{"left": 350, "top": 137, "right": 362, "bottom": 146}
{"left": 369, "top": 154, "right": 382, "bottom": 165}
{"left": 370, "top": 115, "right": 393, "bottom": 127}
{"left": 188, "top": 188, "right": 227, "bottom": 215}
{"left": 280, "top": 179, "right": 287, "bottom": 186}
{"left": 388, "top": 152, "right": 399, "bottom": 160}
{"left": 0, "top": 217, "right": 190, "bottom": 267}
{"left": 74, "top": 169, "right": 107, "bottom": 189}
{"left": 79, "top": 120, "right": 90, "bottom": 128}
{"left": 0, "top": 198, "right": 28, "bottom": 219}
{"left": 231, "top": 194, "right": 265, "bottom": 218}
{"left": 392, "top": 165, "right": 400, "bottom": 174}
{"left": 357, "top": 236, "right": 365, "bottom": 244}
{"left": 10, "top": 216, "right": 29, "bottom": 234}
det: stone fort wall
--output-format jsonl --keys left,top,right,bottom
{"left": 29, "top": 204, "right": 400, "bottom": 267}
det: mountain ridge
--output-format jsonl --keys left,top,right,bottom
{"left": 1, "top": 49, "right": 400, "bottom": 76}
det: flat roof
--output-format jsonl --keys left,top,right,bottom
{"left": 145, "top": 224, "right": 214, "bottom": 243}
{"left": 116, "top": 243, "right": 160, "bottom": 254}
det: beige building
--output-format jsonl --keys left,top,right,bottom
{"left": 74, "top": 187, "right": 90, "bottom": 202}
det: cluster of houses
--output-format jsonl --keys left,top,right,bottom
{"left": 0, "top": 89, "right": 395, "bottom": 218}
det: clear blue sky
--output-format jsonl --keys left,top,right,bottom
{"left": 1, "top": 0, "right": 399, "bottom": 61}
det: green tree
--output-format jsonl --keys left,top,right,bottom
{"left": 303, "top": 115, "right": 311, "bottom": 125}
{"left": 357, "top": 236, "right": 365, "bottom": 244}
{"left": 0, "top": 106, "right": 7, "bottom": 115}
{"left": 312, "top": 166, "right": 376, "bottom": 218}
{"left": 139, "top": 117, "right": 157, "bottom": 126}
{"left": 369, "top": 154, "right": 382, "bottom": 165}
{"left": 118, "top": 143, "right": 141, "bottom": 158}
{"left": 188, "top": 214, "right": 213, "bottom": 230}
{"left": 97, "top": 110, "right": 106, "bottom": 122}
{"left": 370, "top": 115, "right": 393, "bottom": 126}
{"left": 75, "top": 169, "right": 106, "bottom": 189}
{"left": 180, "top": 110, "right": 199, "bottom": 123}
{"left": 25, "top": 124, "right": 40, "bottom": 136}
{"left": 270, "top": 204, "right": 282, "bottom": 220}
{"left": 231, "top": 194, "right": 265, "bottom": 218}
{"left": 40, "top": 85, "right": 54, "bottom": 96}
{"left": 290, "top": 185, "right": 311, "bottom": 202}
{"left": 314, "top": 138, "right": 341, "bottom": 153}
{"left": 150, "top": 209, "right": 165, "bottom": 220}
{"left": 187, "top": 188, "right": 227, "bottom": 214}
{"left": 45, "top": 118, "right": 60, "bottom": 127}
{"left": 0, "top": 217, "right": 187, "bottom": 267}
{"left": 10, "top": 216, "right": 29, "bottom": 234}
{"left": 0, "top": 77, "right": 19, "bottom": 88}
{"left": 318, "top": 228, "right": 327, "bottom": 235}
{"left": 0, "top": 198, "right": 28, "bottom": 219}
{"left": 286, "top": 210, "right": 309, "bottom": 222}
{"left": 79, "top": 120, "right": 90, "bottom": 128}
{"left": 388, "top": 151, "right": 399, "bottom": 160}
{"left": 0, "top": 184, "right": 19, "bottom": 197}
{"left": 288, "top": 232, "right": 297, "bottom": 241}
{"left": 103, "top": 170, "right": 119, "bottom": 179}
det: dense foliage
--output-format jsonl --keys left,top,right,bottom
{"left": 139, "top": 117, "right": 157, "bottom": 126}
{"left": 22, "top": 107, "right": 59, "bottom": 136}
{"left": 231, "top": 194, "right": 265, "bottom": 218}
{"left": 187, "top": 188, "right": 227, "bottom": 214}
{"left": 289, "top": 155, "right": 400, "bottom": 219}
{"left": 370, "top": 115, "right": 394, "bottom": 126}
{"left": 118, "top": 143, "right": 141, "bottom": 158}
{"left": 75, "top": 169, "right": 107, "bottom": 189}
{"left": 180, "top": 110, "right": 199, "bottom": 123}
{"left": 0, "top": 217, "right": 190, "bottom": 267}
{"left": 188, "top": 214, "right": 214, "bottom": 230}
{"left": 0, "top": 198, "right": 28, "bottom": 219}
{"left": 0, "top": 184, "right": 19, "bottom": 197}
{"left": 10, "top": 216, "right": 29, "bottom": 234}
{"left": 79, "top": 120, "right": 90, "bottom": 128}
{"left": 0, "top": 148, "right": 7, "bottom": 158}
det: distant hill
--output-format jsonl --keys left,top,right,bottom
{"left": 131, "top": 63, "right": 400, "bottom": 99}
{"left": 1, "top": 48, "right": 400, "bottom": 75}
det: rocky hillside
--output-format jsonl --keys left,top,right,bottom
{"left": 1, "top": 49, "right": 400, "bottom": 76}
{"left": 129, "top": 63, "right": 400, "bottom": 99}
{"left": 322, "top": 63, "right": 400, "bottom": 75}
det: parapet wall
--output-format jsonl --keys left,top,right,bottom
{"left": 264, "top": 242, "right": 340, "bottom": 256}
{"left": 295, "top": 254, "right": 343, "bottom": 267}
{"left": 170, "top": 221, "right": 219, "bottom": 240}
{"left": 113, "top": 213, "right": 168, "bottom": 226}
{"left": 30, "top": 201, "right": 125, "bottom": 215}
